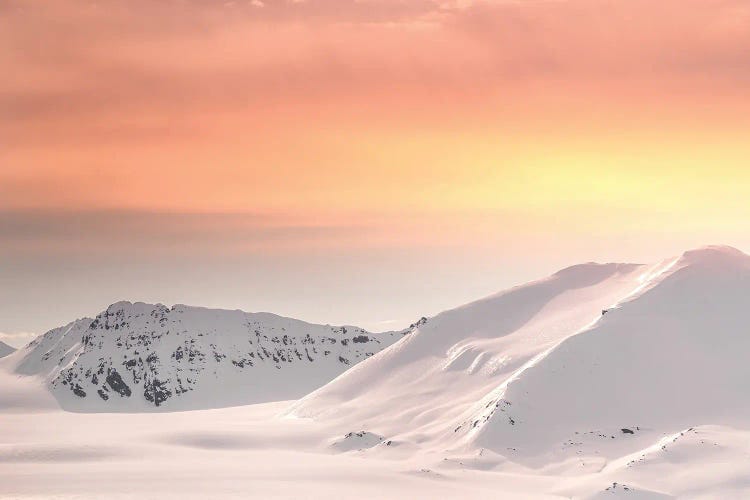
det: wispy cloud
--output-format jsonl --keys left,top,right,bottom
{"left": 0, "top": 209, "right": 410, "bottom": 257}
{"left": 0, "top": 331, "right": 37, "bottom": 349}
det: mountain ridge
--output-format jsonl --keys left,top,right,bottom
{"left": 4, "top": 301, "right": 407, "bottom": 412}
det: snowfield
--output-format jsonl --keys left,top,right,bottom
{"left": 2, "top": 245, "right": 750, "bottom": 498}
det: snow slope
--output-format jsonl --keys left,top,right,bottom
{"left": 289, "top": 259, "right": 662, "bottom": 449}
{"left": 557, "top": 424, "right": 750, "bottom": 498}
{"left": 469, "top": 246, "right": 750, "bottom": 466}
{"left": 292, "top": 246, "right": 750, "bottom": 479}
{"left": 2, "top": 301, "right": 404, "bottom": 411}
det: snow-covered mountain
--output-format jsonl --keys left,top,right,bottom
{"left": 0, "top": 340, "right": 15, "bottom": 359}
{"left": 5, "top": 302, "right": 405, "bottom": 411}
{"left": 290, "top": 245, "right": 750, "bottom": 479}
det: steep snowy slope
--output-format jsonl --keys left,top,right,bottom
{"left": 467, "top": 246, "right": 750, "bottom": 466}
{"left": 3, "top": 302, "right": 403, "bottom": 411}
{"left": 0, "top": 340, "right": 15, "bottom": 358}
{"left": 289, "top": 258, "right": 671, "bottom": 451}
{"left": 289, "top": 245, "right": 750, "bottom": 490}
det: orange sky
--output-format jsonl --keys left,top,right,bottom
{"left": 4, "top": 0, "right": 750, "bottom": 213}
{"left": 2, "top": 0, "right": 750, "bottom": 342}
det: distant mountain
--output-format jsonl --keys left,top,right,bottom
{"left": 0, "top": 341, "right": 15, "bottom": 359}
{"left": 6, "top": 302, "right": 406, "bottom": 411}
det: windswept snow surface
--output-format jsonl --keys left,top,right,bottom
{"left": 3, "top": 246, "right": 750, "bottom": 498}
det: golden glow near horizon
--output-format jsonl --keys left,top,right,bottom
{"left": 3, "top": 0, "right": 750, "bottom": 258}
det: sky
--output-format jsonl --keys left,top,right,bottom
{"left": 2, "top": 0, "right": 750, "bottom": 346}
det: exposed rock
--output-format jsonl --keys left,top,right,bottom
{"left": 16, "top": 301, "right": 406, "bottom": 410}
